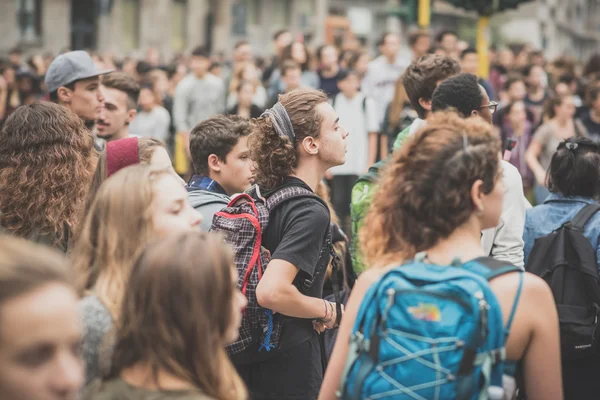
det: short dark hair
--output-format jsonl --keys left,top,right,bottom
{"left": 191, "top": 46, "right": 210, "bottom": 58}
{"left": 136, "top": 60, "right": 153, "bottom": 76}
{"left": 102, "top": 72, "right": 140, "bottom": 110}
{"left": 49, "top": 81, "right": 75, "bottom": 103}
{"left": 432, "top": 73, "right": 483, "bottom": 118}
{"left": 281, "top": 60, "right": 301, "bottom": 77}
{"left": 408, "top": 30, "right": 430, "bottom": 47}
{"left": 234, "top": 40, "right": 250, "bottom": 50}
{"left": 436, "top": 30, "right": 457, "bottom": 44}
{"left": 558, "top": 74, "right": 576, "bottom": 85}
{"left": 189, "top": 115, "right": 253, "bottom": 176}
{"left": 504, "top": 74, "right": 525, "bottom": 91}
{"left": 273, "top": 30, "right": 290, "bottom": 41}
{"left": 9, "top": 47, "right": 22, "bottom": 56}
{"left": 337, "top": 69, "right": 359, "bottom": 82}
{"left": 548, "top": 137, "right": 600, "bottom": 198}
{"left": 402, "top": 54, "right": 461, "bottom": 119}
{"left": 460, "top": 47, "right": 477, "bottom": 60}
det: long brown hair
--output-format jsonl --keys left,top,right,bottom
{"left": 72, "top": 165, "right": 172, "bottom": 319}
{"left": 361, "top": 112, "right": 501, "bottom": 267}
{"left": 85, "top": 137, "right": 166, "bottom": 216}
{"left": 0, "top": 235, "right": 72, "bottom": 307}
{"left": 0, "top": 103, "right": 96, "bottom": 249}
{"left": 108, "top": 232, "right": 247, "bottom": 400}
{"left": 249, "top": 88, "right": 328, "bottom": 190}
{"left": 387, "top": 76, "right": 411, "bottom": 129}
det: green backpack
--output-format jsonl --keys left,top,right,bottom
{"left": 350, "top": 125, "right": 413, "bottom": 274}
{"left": 350, "top": 159, "right": 386, "bottom": 274}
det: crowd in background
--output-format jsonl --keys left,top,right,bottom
{"left": 2, "top": 30, "right": 600, "bottom": 221}
{"left": 2, "top": 25, "right": 600, "bottom": 400}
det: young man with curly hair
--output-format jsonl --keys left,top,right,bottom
{"left": 234, "top": 88, "right": 348, "bottom": 399}
{"left": 187, "top": 114, "right": 255, "bottom": 231}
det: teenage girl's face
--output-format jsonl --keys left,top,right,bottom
{"left": 0, "top": 283, "right": 83, "bottom": 400}
{"left": 225, "top": 270, "right": 248, "bottom": 344}
{"left": 478, "top": 160, "right": 505, "bottom": 231}
{"left": 555, "top": 96, "right": 576, "bottom": 120}
{"left": 314, "top": 102, "right": 349, "bottom": 169}
{"left": 151, "top": 174, "right": 202, "bottom": 237}
{"left": 508, "top": 101, "right": 527, "bottom": 125}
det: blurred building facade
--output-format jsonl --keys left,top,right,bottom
{"left": 496, "top": 0, "right": 600, "bottom": 60}
{"left": 1, "top": 0, "right": 599, "bottom": 60}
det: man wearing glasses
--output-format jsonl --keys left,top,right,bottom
{"left": 432, "top": 72, "right": 527, "bottom": 268}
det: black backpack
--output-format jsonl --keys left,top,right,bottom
{"left": 526, "top": 203, "right": 600, "bottom": 361}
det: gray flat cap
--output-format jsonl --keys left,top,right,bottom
{"left": 45, "top": 51, "right": 114, "bottom": 93}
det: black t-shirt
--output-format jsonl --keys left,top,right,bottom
{"left": 580, "top": 111, "right": 600, "bottom": 141}
{"left": 233, "top": 177, "right": 331, "bottom": 365}
{"left": 319, "top": 69, "right": 345, "bottom": 99}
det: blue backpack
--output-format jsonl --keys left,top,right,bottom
{"left": 339, "top": 255, "right": 523, "bottom": 400}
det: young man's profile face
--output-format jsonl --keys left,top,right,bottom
{"left": 68, "top": 77, "right": 103, "bottom": 122}
{"left": 314, "top": 102, "right": 348, "bottom": 168}
{"left": 219, "top": 136, "right": 255, "bottom": 195}
{"left": 96, "top": 86, "right": 135, "bottom": 141}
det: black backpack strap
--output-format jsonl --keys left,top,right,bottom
{"left": 570, "top": 203, "right": 600, "bottom": 231}
{"left": 473, "top": 256, "right": 523, "bottom": 280}
{"left": 264, "top": 184, "right": 328, "bottom": 212}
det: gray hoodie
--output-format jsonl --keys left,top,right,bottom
{"left": 188, "top": 189, "right": 229, "bottom": 231}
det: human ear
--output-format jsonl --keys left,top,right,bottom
{"left": 126, "top": 109, "right": 137, "bottom": 124}
{"left": 208, "top": 154, "right": 222, "bottom": 173}
{"left": 419, "top": 98, "right": 432, "bottom": 112}
{"left": 57, "top": 86, "right": 72, "bottom": 104}
{"left": 470, "top": 179, "right": 485, "bottom": 216}
{"left": 301, "top": 136, "right": 319, "bottom": 156}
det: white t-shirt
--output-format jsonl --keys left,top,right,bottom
{"left": 329, "top": 92, "right": 379, "bottom": 176}
{"left": 129, "top": 106, "right": 171, "bottom": 142}
{"left": 362, "top": 55, "right": 410, "bottom": 126}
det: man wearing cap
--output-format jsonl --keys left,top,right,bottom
{"left": 46, "top": 51, "right": 113, "bottom": 128}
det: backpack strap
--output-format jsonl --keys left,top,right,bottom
{"left": 473, "top": 257, "right": 523, "bottom": 280}
{"left": 570, "top": 203, "right": 600, "bottom": 231}
{"left": 264, "top": 184, "right": 328, "bottom": 212}
{"left": 473, "top": 257, "right": 525, "bottom": 338}
{"left": 504, "top": 272, "right": 524, "bottom": 338}
{"left": 362, "top": 96, "right": 367, "bottom": 114}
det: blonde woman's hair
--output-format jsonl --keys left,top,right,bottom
{"left": 0, "top": 235, "right": 72, "bottom": 306}
{"left": 72, "top": 164, "right": 173, "bottom": 319}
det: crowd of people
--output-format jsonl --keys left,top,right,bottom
{"left": 2, "top": 26, "right": 600, "bottom": 400}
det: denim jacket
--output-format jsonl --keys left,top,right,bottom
{"left": 523, "top": 193, "right": 600, "bottom": 274}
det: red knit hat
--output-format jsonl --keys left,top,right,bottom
{"left": 106, "top": 137, "right": 140, "bottom": 177}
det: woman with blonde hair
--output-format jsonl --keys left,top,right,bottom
{"left": 84, "top": 232, "right": 247, "bottom": 400}
{"left": 319, "top": 113, "right": 562, "bottom": 400}
{"left": 0, "top": 236, "right": 84, "bottom": 400}
{"left": 72, "top": 165, "right": 202, "bottom": 386}
{"left": 0, "top": 102, "right": 96, "bottom": 252}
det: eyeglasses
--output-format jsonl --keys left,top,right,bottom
{"left": 480, "top": 101, "right": 499, "bottom": 114}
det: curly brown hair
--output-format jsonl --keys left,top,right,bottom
{"left": 248, "top": 88, "right": 328, "bottom": 190}
{"left": 361, "top": 112, "right": 501, "bottom": 267}
{"left": 0, "top": 103, "right": 96, "bottom": 250}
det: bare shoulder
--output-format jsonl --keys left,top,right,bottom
{"left": 351, "top": 266, "right": 394, "bottom": 299}
{"left": 491, "top": 271, "right": 554, "bottom": 307}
